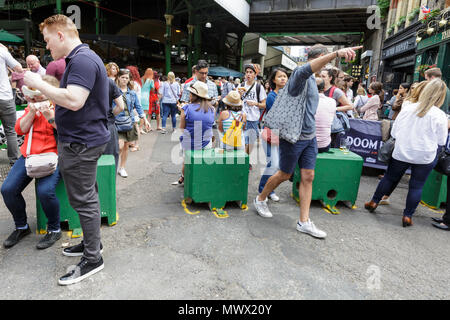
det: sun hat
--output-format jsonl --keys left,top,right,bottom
{"left": 223, "top": 90, "right": 242, "bottom": 107}
{"left": 188, "top": 81, "right": 211, "bottom": 100}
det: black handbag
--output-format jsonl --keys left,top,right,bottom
{"left": 435, "top": 149, "right": 450, "bottom": 176}
{"left": 378, "top": 137, "right": 395, "bottom": 163}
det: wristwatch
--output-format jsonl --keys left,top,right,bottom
{"left": 48, "top": 118, "right": 55, "bottom": 124}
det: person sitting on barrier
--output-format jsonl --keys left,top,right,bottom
{"left": 257, "top": 67, "right": 288, "bottom": 202}
{"left": 315, "top": 77, "right": 336, "bottom": 153}
{"left": 114, "top": 68, "right": 148, "bottom": 178}
{"left": 2, "top": 75, "right": 62, "bottom": 250}
{"left": 360, "top": 82, "right": 384, "bottom": 121}
{"left": 364, "top": 79, "right": 449, "bottom": 228}
{"left": 218, "top": 90, "right": 246, "bottom": 150}
{"left": 171, "top": 81, "right": 215, "bottom": 186}
{"left": 390, "top": 83, "right": 411, "bottom": 120}
{"left": 254, "top": 44, "right": 362, "bottom": 239}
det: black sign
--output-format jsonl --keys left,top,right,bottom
{"left": 382, "top": 36, "right": 416, "bottom": 59}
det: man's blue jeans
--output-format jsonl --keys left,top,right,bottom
{"left": 1, "top": 156, "right": 61, "bottom": 231}
{"left": 162, "top": 103, "right": 178, "bottom": 129}
{"left": 258, "top": 139, "right": 280, "bottom": 195}
{"left": 372, "top": 156, "right": 438, "bottom": 217}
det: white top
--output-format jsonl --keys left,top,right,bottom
{"left": 0, "top": 47, "right": 20, "bottom": 100}
{"left": 391, "top": 102, "right": 448, "bottom": 164}
{"left": 315, "top": 93, "right": 337, "bottom": 148}
{"left": 346, "top": 88, "right": 354, "bottom": 102}
{"left": 242, "top": 81, "right": 267, "bottom": 121}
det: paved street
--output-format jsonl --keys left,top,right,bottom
{"left": 0, "top": 125, "right": 449, "bottom": 300}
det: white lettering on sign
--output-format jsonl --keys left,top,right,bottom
{"left": 442, "top": 30, "right": 450, "bottom": 41}
{"left": 67, "top": 5, "right": 81, "bottom": 29}
{"left": 347, "top": 137, "right": 379, "bottom": 150}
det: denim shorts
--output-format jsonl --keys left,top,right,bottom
{"left": 279, "top": 137, "right": 318, "bottom": 174}
{"left": 244, "top": 120, "right": 260, "bottom": 145}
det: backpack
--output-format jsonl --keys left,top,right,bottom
{"left": 222, "top": 111, "right": 244, "bottom": 148}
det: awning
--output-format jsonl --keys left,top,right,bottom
{"left": 0, "top": 29, "right": 23, "bottom": 43}
{"left": 208, "top": 66, "right": 243, "bottom": 78}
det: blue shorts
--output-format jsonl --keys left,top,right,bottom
{"left": 279, "top": 137, "right": 318, "bottom": 174}
{"left": 244, "top": 120, "right": 260, "bottom": 145}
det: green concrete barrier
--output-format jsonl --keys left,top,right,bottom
{"left": 421, "top": 169, "right": 447, "bottom": 209}
{"left": 36, "top": 155, "right": 117, "bottom": 237}
{"left": 184, "top": 149, "right": 249, "bottom": 212}
{"left": 292, "top": 148, "right": 363, "bottom": 214}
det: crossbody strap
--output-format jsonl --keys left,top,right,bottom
{"left": 26, "top": 124, "right": 33, "bottom": 157}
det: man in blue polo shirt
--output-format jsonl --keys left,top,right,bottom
{"left": 24, "top": 14, "right": 110, "bottom": 285}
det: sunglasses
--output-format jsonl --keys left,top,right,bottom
{"left": 119, "top": 68, "right": 130, "bottom": 73}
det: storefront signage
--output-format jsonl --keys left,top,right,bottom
{"left": 214, "top": 0, "right": 250, "bottom": 27}
{"left": 281, "top": 54, "right": 297, "bottom": 71}
{"left": 382, "top": 37, "right": 416, "bottom": 59}
{"left": 417, "top": 30, "right": 450, "bottom": 50}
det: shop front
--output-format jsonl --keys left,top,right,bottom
{"left": 414, "top": 29, "right": 450, "bottom": 85}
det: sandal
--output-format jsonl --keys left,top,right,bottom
{"left": 130, "top": 146, "right": 140, "bottom": 152}
{"left": 171, "top": 175, "right": 184, "bottom": 186}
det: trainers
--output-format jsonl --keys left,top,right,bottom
{"left": 269, "top": 193, "right": 280, "bottom": 202}
{"left": 36, "top": 230, "right": 62, "bottom": 250}
{"left": 63, "top": 241, "right": 103, "bottom": 257}
{"left": 118, "top": 167, "right": 128, "bottom": 178}
{"left": 296, "top": 220, "right": 327, "bottom": 239}
{"left": 3, "top": 226, "right": 31, "bottom": 248}
{"left": 160, "top": 129, "right": 167, "bottom": 134}
{"left": 253, "top": 196, "right": 273, "bottom": 218}
{"left": 58, "top": 257, "right": 104, "bottom": 286}
{"left": 171, "top": 175, "right": 184, "bottom": 186}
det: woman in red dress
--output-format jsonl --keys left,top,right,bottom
{"left": 149, "top": 70, "right": 162, "bottom": 130}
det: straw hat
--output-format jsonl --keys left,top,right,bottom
{"left": 188, "top": 81, "right": 211, "bottom": 100}
{"left": 223, "top": 90, "right": 242, "bottom": 107}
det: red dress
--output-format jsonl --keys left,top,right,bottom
{"left": 149, "top": 80, "right": 160, "bottom": 115}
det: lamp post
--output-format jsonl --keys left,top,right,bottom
{"left": 164, "top": 14, "right": 174, "bottom": 75}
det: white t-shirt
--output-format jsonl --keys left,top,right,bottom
{"left": 241, "top": 81, "right": 267, "bottom": 121}
{"left": 392, "top": 102, "right": 448, "bottom": 164}
{"left": 0, "top": 47, "right": 20, "bottom": 100}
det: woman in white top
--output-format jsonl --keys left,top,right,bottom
{"left": 364, "top": 79, "right": 449, "bottom": 227}
{"left": 360, "top": 82, "right": 384, "bottom": 120}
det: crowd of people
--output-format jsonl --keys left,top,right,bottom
{"left": 0, "top": 13, "right": 449, "bottom": 287}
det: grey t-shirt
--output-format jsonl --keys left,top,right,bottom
{"left": 324, "top": 86, "right": 344, "bottom": 105}
{"left": 288, "top": 63, "right": 319, "bottom": 140}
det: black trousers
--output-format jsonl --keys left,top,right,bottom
{"left": 445, "top": 177, "right": 450, "bottom": 225}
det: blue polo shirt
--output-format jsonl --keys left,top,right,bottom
{"left": 56, "top": 44, "right": 110, "bottom": 147}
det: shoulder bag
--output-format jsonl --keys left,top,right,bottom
{"left": 115, "top": 93, "right": 133, "bottom": 132}
{"left": 377, "top": 137, "right": 395, "bottom": 164}
{"left": 25, "top": 124, "right": 58, "bottom": 178}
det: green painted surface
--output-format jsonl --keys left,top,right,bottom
{"left": 184, "top": 149, "right": 249, "bottom": 209}
{"left": 292, "top": 148, "right": 363, "bottom": 208}
{"left": 421, "top": 169, "right": 447, "bottom": 209}
{"left": 36, "top": 155, "right": 117, "bottom": 237}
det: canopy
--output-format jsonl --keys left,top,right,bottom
{"left": 0, "top": 29, "right": 23, "bottom": 43}
{"left": 208, "top": 66, "right": 243, "bottom": 78}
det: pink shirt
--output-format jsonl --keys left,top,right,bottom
{"left": 361, "top": 95, "right": 380, "bottom": 120}
{"left": 315, "top": 93, "right": 337, "bottom": 148}
{"left": 45, "top": 58, "right": 66, "bottom": 81}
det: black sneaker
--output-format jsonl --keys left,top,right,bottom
{"left": 36, "top": 231, "right": 62, "bottom": 250}
{"left": 62, "top": 241, "right": 103, "bottom": 257}
{"left": 58, "top": 257, "right": 104, "bottom": 286}
{"left": 3, "top": 226, "right": 31, "bottom": 248}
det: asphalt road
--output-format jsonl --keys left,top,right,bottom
{"left": 0, "top": 122, "right": 448, "bottom": 300}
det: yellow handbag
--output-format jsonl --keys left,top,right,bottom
{"left": 222, "top": 112, "right": 243, "bottom": 148}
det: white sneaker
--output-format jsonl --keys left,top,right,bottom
{"left": 253, "top": 196, "right": 273, "bottom": 218}
{"left": 118, "top": 167, "right": 128, "bottom": 178}
{"left": 296, "top": 220, "right": 327, "bottom": 239}
{"left": 269, "top": 193, "right": 280, "bottom": 202}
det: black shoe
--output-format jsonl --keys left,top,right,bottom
{"left": 431, "top": 217, "right": 444, "bottom": 224}
{"left": 432, "top": 222, "right": 450, "bottom": 231}
{"left": 62, "top": 241, "right": 103, "bottom": 257}
{"left": 58, "top": 257, "right": 104, "bottom": 286}
{"left": 36, "top": 231, "right": 62, "bottom": 250}
{"left": 3, "top": 226, "right": 31, "bottom": 248}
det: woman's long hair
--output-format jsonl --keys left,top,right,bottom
{"left": 106, "top": 62, "right": 119, "bottom": 79}
{"left": 167, "top": 71, "right": 175, "bottom": 84}
{"left": 141, "top": 68, "right": 153, "bottom": 83}
{"left": 416, "top": 79, "right": 447, "bottom": 117}
{"left": 126, "top": 65, "right": 142, "bottom": 87}
{"left": 191, "top": 94, "right": 214, "bottom": 114}
{"left": 369, "top": 82, "right": 385, "bottom": 103}
{"left": 405, "top": 81, "right": 428, "bottom": 104}
{"left": 116, "top": 69, "right": 133, "bottom": 90}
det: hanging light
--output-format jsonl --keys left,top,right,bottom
{"left": 416, "top": 36, "right": 422, "bottom": 43}
{"left": 439, "top": 18, "right": 447, "bottom": 27}
{"left": 427, "top": 27, "right": 434, "bottom": 35}
{"left": 205, "top": 22, "right": 212, "bottom": 28}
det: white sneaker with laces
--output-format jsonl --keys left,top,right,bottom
{"left": 269, "top": 193, "right": 280, "bottom": 202}
{"left": 254, "top": 196, "right": 273, "bottom": 218}
{"left": 296, "top": 220, "right": 327, "bottom": 239}
{"left": 118, "top": 167, "right": 128, "bottom": 178}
